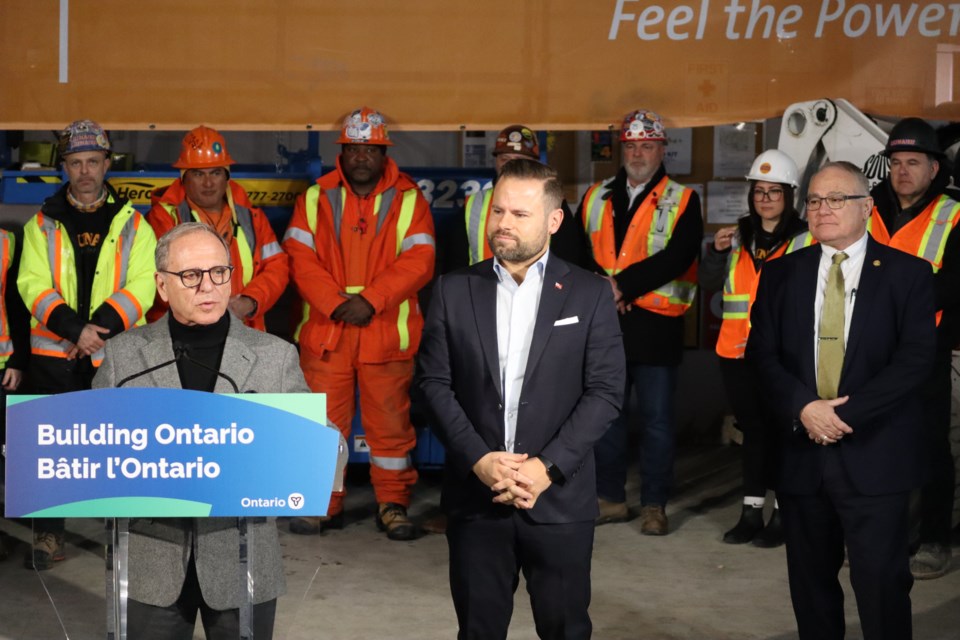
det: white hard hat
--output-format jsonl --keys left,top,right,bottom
{"left": 746, "top": 149, "right": 799, "bottom": 188}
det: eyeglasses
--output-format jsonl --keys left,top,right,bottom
{"left": 752, "top": 188, "right": 784, "bottom": 202}
{"left": 160, "top": 265, "right": 234, "bottom": 288}
{"left": 804, "top": 193, "right": 869, "bottom": 211}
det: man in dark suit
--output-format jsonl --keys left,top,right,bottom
{"left": 747, "top": 161, "right": 937, "bottom": 640}
{"left": 418, "top": 159, "right": 625, "bottom": 639}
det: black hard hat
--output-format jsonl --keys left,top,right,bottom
{"left": 883, "top": 118, "right": 945, "bottom": 158}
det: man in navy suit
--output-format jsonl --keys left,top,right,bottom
{"left": 417, "top": 159, "right": 625, "bottom": 639}
{"left": 747, "top": 161, "right": 936, "bottom": 640}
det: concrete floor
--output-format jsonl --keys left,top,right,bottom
{"left": 1, "top": 446, "right": 958, "bottom": 640}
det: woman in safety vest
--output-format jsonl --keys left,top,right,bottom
{"left": 699, "top": 149, "right": 808, "bottom": 548}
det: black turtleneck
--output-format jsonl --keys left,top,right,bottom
{"left": 167, "top": 313, "right": 230, "bottom": 392}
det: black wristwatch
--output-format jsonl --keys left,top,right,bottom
{"left": 537, "top": 455, "right": 566, "bottom": 486}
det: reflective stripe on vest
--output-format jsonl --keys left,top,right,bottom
{"left": 721, "top": 243, "right": 751, "bottom": 320}
{"left": 721, "top": 236, "right": 753, "bottom": 320}
{"left": 917, "top": 196, "right": 960, "bottom": 272}
{"left": 370, "top": 454, "right": 413, "bottom": 471}
{"left": 394, "top": 190, "right": 420, "bottom": 352}
{"left": 584, "top": 177, "right": 616, "bottom": 238}
{"left": 32, "top": 289, "right": 64, "bottom": 326}
{"left": 466, "top": 189, "right": 493, "bottom": 265}
{"left": 584, "top": 176, "right": 696, "bottom": 314}
{"left": 103, "top": 214, "right": 143, "bottom": 329}
{"left": 785, "top": 231, "right": 815, "bottom": 253}
{"left": 37, "top": 216, "right": 68, "bottom": 324}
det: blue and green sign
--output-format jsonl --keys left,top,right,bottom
{"left": 4, "top": 388, "right": 340, "bottom": 518}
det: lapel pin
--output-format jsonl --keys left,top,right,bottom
{"left": 555, "top": 282, "right": 563, "bottom": 290}
{"left": 873, "top": 260, "right": 881, "bottom": 266}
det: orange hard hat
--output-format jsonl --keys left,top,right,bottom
{"left": 493, "top": 125, "right": 540, "bottom": 159}
{"left": 336, "top": 107, "right": 394, "bottom": 146}
{"left": 173, "top": 125, "right": 236, "bottom": 169}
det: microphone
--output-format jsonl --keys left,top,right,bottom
{"left": 117, "top": 350, "right": 183, "bottom": 388}
{"left": 175, "top": 342, "right": 240, "bottom": 394}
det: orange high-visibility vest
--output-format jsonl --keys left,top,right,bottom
{"left": 715, "top": 232, "right": 813, "bottom": 359}
{"left": 869, "top": 193, "right": 960, "bottom": 325}
{"left": 582, "top": 175, "right": 697, "bottom": 316}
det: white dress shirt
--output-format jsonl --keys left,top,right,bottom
{"left": 813, "top": 232, "right": 868, "bottom": 376}
{"left": 493, "top": 251, "right": 549, "bottom": 453}
{"left": 626, "top": 181, "right": 647, "bottom": 210}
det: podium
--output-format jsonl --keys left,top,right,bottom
{"left": 5, "top": 388, "right": 347, "bottom": 639}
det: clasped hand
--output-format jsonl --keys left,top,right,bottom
{"left": 331, "top": 292, "right": 375, "bottom": 327}
{"left": 800, "top": 396, "right": 854, "bottom": 445}
{"left": 65, "top": 323, "right": 109, "bottom": 360}
{"left": 473, "top": 452, "right": 551, "bottom": 510}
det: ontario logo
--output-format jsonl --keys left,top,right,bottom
{"left": 239, "top": 492, "right": 305, "bottom": 509}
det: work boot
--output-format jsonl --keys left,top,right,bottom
{"left": 377, "top": 503, "right": 416, "bottom": 541}
{"left": 639, "top": 505, "right": 668, "bottom": 536}
{"left": 752, "top": 508, "right": 784, "bottom": 548}
{"left": 289, "top": 513, "right": 344, "bottom": 536}
{"left": 910, "top": 543, "right": 952, "bottom": 579}
{"left": 25, "top": 531, "right": 65, "bottom": 570}
{"left": 596, "top": 498, "right": 629, "bottom": 525}
{"left": 722, "top": 504, "right": 764, "bottom": 544}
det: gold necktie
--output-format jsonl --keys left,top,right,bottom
{"left": 817, "top": 251, "right": 848, "bottom": 399}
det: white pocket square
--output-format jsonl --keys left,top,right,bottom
{"left": 554, "top": 316, "right": 579, "bottom": 327}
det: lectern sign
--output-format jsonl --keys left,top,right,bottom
{"left": 4, "top": 388, "right": 338, "bottom": 518}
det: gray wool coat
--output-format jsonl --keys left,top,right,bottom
{"left": 92, "top": 313, "right": 310, "bottom": 610}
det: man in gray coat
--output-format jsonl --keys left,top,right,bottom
{"left": 93, "top": 222, "right": 309, "bottom": 639}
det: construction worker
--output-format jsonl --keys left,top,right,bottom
{"left": 0, "top": 224, "right": 30, "bottom": 562}
{"left": 17, "top": 119, "right": 156, "bottom": 569}
{"left": 147, "top": 126, "right": 288, "bottom": 330}
{"left": 283, "top": 107, "right": 435, "bottom": 540}
{"left": 576, "top": 109, "right": 703, "bottom": 535}
{"left": 443, "top": 124, "right": 590, "bottom": 272}
{"left": 699, "top": 149, "right": 808, "bottom": 548}
{"left": 867, "top": 117, "right": 960, "bottom": 580}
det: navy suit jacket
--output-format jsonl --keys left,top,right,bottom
{"left": 746, "top": 235, "right": 936, "bottom": 496}
{"left": 417, "top": 254, "right": 625, "bottom": 523}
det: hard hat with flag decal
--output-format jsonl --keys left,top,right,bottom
{"left": 493, "top": 125, "right": 540, "bottom": 159}
{"left": 746, "top": 149, "right": 799, "bottom": 188}
{"left": 172, "top": 126, "right": 236, "bottom": 169}
{"left": 620, "top": 109, "right": 667, "bottom": 143}
{"left": 336, "top": 107, "right": 394, "bottom": 146}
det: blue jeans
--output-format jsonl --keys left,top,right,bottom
{"left": 594, "top": 363, "right": 677, "bottom": 506}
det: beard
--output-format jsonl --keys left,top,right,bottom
{"left": 488, "top": 228, "right": 548, "bottom": 264}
